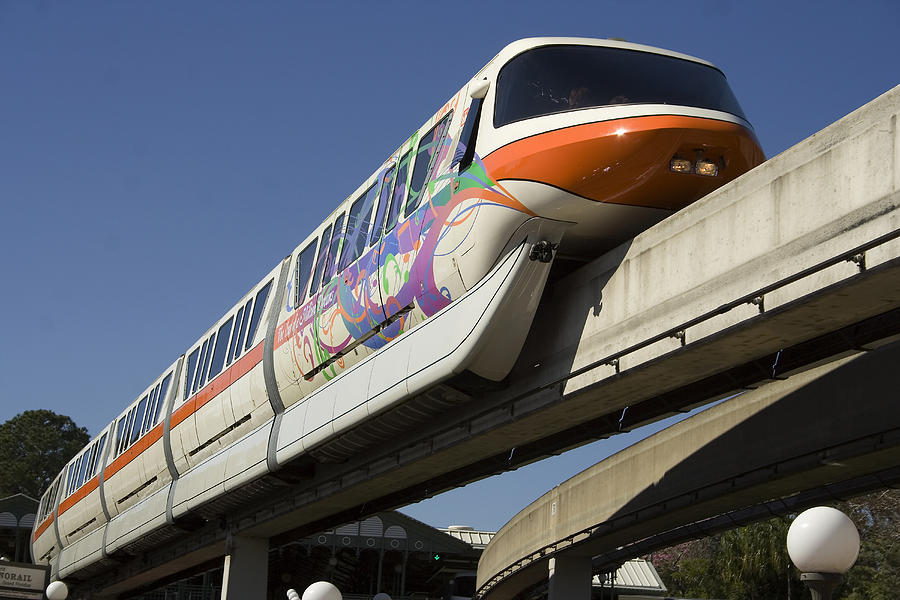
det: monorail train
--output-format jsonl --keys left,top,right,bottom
{"left": 32, "top": 37, "right": 764, "bottom": 583}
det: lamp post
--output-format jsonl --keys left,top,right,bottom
{"left": 787, "top": 506, "right": 860, "bottom": 600}
{"left": 46, "top": 581, "right": 69, "bottom": 600}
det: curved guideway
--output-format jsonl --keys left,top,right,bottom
{"left": 476, "top": 340, "right": 900, "bottom": 599}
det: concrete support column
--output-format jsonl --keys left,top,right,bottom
{"left": 547, "top": 555, "right": 592, "bottom": 600}
{"left": 220, "top": 535, "right": 269, "bottom": 600}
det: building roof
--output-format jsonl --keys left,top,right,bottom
{"left": 440, "top": 525, "right": 495, "bottom": 550}
{"left": 595, "top": 559, "right": 668, "bottom": 594}
{"left": 0, "top": 494, "right": 37, "bottom": 530}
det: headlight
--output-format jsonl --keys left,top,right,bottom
{"left": 670, "top": 158, "right": 692, "bottom": 173}
{"left": 695, "top": 159, "right": 719, "bottom": 177}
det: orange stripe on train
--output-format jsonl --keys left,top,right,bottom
{"left": 33, "top": 514, "right": 53, "bottom": 542}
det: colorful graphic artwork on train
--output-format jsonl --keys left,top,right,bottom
{"left": 32, "top": 39, "right": 764, "bottom": 586}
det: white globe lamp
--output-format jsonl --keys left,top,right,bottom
{"left": 373, "top": 594, "right": 392, "bottom": 600}
{"left": 787, "top": 506, "right": 860, "bottom": 600}
{"left": 302, "top": 581, "right": 342, "bottom": 600}
{"left": 46, "top": 581, "right": 69, "bottom": 600}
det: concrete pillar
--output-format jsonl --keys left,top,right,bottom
{"left": 220, "top": 535, "right": 269, "bottom": 600}
{"left": 547, "top": 555, "right": 592, "bottom": 600}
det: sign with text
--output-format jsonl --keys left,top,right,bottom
{"left": 0, "top": 561, "right": 48, "bottom": 600}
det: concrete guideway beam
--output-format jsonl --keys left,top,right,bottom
{"left": 475, "top": 340, "right": 900, "bottom": 599}
{"left": 503, "top": 83, "right": 900, "bottom": 435}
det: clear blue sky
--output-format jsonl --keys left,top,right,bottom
{"left": 2, "top": 1, "right": 898, "bottom": 531}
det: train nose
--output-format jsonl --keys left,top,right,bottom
{"left": 483, "top": 115, "right": 765, "bottom": 211}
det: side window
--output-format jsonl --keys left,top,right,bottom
{"left": 91, "top": 433, "right": 107, "bottom": 477}
{"left": 39, "top": 478, "right": 60, "bottom": 522}
{"left": 115, "top": 415, "right": 128, "bottom": 456}
{"left": 320, "top": 213, "right": 346, "bottom": 286}
{"left": 309, "top": 224, "right": 333, "bottom": 297}
{"left": 207, "top": 316, "right": 234, "bottom": 381}
{"left": 338, "top": 184, "right": 378, "bottom": 272}
{"left": 117, "top": 407, "right": 136, "bottom": 455}
{"left": 184, "top": 348, "right": 200, "bottom": 401}
{"left": 228, "top": 305, "right": 246, "bottom": 364}
{"left": 294, "top": 240, "right": 318, "bottom": 308}
{"left": 454, "top": 101, "right": 482, "bottom": 172}
{"left": 244, "top": 279, "right": 273, "bottom": 351}
{"left": 192, "top": 338, "right": 211, "bottom": 395}
{"left": 84, "top": 444, "right": 98, "bottom": 483}
{"left": 152, "top": 374, "right": 172, "bottom": 425}
{"left": 143, "top": 385, "right": 160, "bottom": 436}
{"left": 384, "top": 150, "right": 412, "bottom": 233}
{"left": 65, "top": 461, "right": 77, "bottom": 496}
{"left": 407, "top": 113, "right": 453, "bottom": 216}
{"left": 369, "top": 166, "right": 396, "bottom": 247}
{"left": 76, "top": 451, "right": 90, "bottom": 488}
{"left": 129, "top": 395, "right": 148, "bottom": 446}
{"left": 231, "top": 299, "right": 253, "bottom": 362}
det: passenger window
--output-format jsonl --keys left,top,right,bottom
{"left": 244, "top": 279, "right": 273, "bottom": 351}
{"left": 184, "top": 348, "right": 200, "bottom": 401}
{"left": 384, "top": 150, "right": 412, "bottom": 233}
{"left": 86, "top": 443, "right": 98, "bottom": 480}
{"left": 143, "top": 385, "right": 159, "bottom": 436}
{"left": 207, "top": 316, "right": 234, "bottom": 381}
{"left": 309, "top": 225, "right": 333, "bottom": 296}
{"left": 115, "top": 416, "right": 128, "bottom": 456}
{"left": 92, "top": 434, "right": 107, "bottom": 477}
{"left": 84, "top": 445, "right": 97, "bottom": 483}
{"left": 119, "top": 407, "right": 137, "bottom": 454}
{"left": 294, "top": 240, "right": 318, "bottom": 307}
{"left": 232, "top": 299, "right": 253, "bottom": 362}
{"left": 321, "top": 213, "right": 346, "bottom": 286}
{"left": 130, "top": 396, "right": 148, "bottom": 446}
{"left": 192, "top": 338, "right": 211, "bottom": 394}
{"left": 66, "top": 462, "right": 77, "bottom": 496}
{"left": 152, "top": 374, "right": 172, "bottom": 425}
{"left": 228, "top": 306, "right": 245, "bottom": 364}
{"left": 77, "top": 452, "right": 89, "bottom": 488}
{"left": 454, "top": 101, "right": 481, "bottom": 172}
{"left": 369, "top": 166, "right": 396, "bottom": 247}
{"left": 407, "top": 113, "right": 453, "bottom": 216}
{"left": 199, "top": 334, "right": 216, "bottom": 389}
{"left": 338, "top": 184, "right": 377, "bottom": 272}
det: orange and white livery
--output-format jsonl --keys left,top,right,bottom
{"left": 34, "top": 38, "right": 763, "bottom": 584}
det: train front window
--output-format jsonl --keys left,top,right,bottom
{"left": 494, "top": 45, "right": 747, "bottom": 127}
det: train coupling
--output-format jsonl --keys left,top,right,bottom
{"left": 528, "top": 240, "right": 557, "bottom": 263}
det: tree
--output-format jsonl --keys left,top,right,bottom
{"left": 0, "top": 410, "right": 90, "bottom": 499}
{"left": 840, "top": 489, "right": 900, "bottom": 600}
{"left": 650, "top": 520, "right": 799, "bottom": 599}
{"left": 716, "top": 517, "right": 797, "bottom": 600}
{"left": 648, "top": 489, "right": 900, "bottom": 599}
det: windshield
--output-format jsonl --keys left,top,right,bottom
{"left": 494, "top": 45, "right": 748, "bottom": 127}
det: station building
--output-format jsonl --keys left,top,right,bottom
{"left": 130, "top": 511, "right": 668, "bottom": 600}
{"left": 0, "top": 494, "right": 37, "bottom": 564}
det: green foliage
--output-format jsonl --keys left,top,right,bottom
{"left": 840, "top": 490, "right": 900, "bottom": 600}
{"left": 650, "top": 520, "right": 799, "bottom": 600}
{"left": 0, "top": 410, "right": 90, "bottom": 499}
{"left": 648, "top": 490, "right": 900, "bottom": 598}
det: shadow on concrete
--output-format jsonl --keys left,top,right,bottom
{"left": 478, "top": 339, "right": 900, "bottom": 599}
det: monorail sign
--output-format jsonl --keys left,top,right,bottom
{"left": 0, "top": 561, "right": 48, "bottom": 600}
